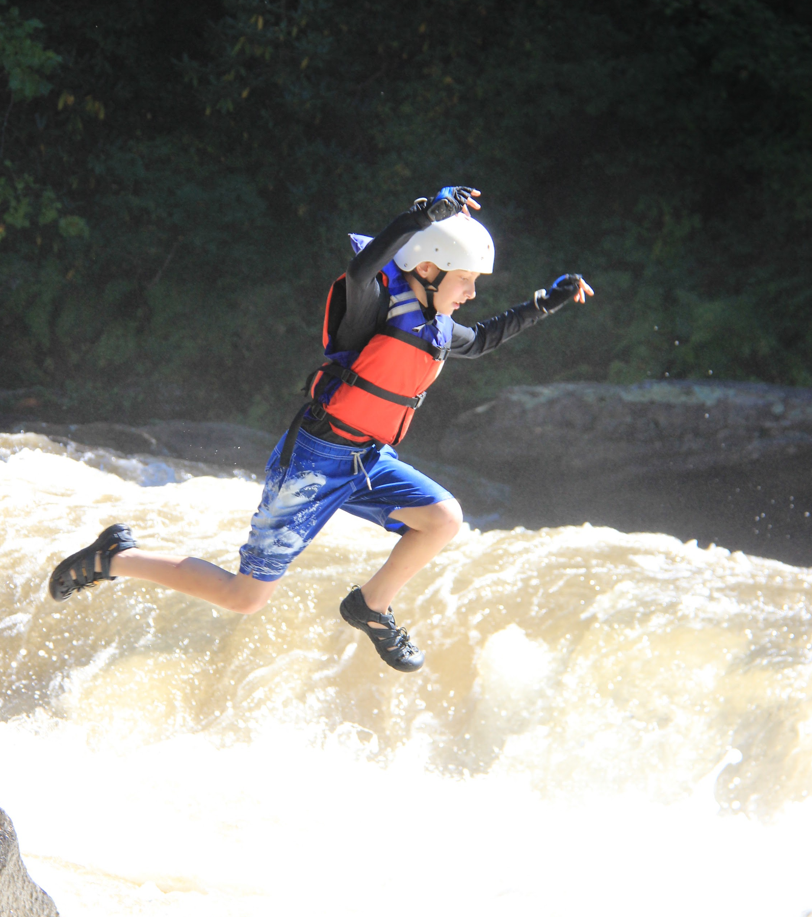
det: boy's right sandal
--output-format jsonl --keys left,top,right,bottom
{"left": 340, "top": 586, "right": 425, "bottom": 672}
{"left": 49, "top": 523, "right": 138, "bottom": 601}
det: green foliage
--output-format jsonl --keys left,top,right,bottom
{"left": 0, "top": 1, "right": 88, "bottom": 250}
{"left": 1, "top": 0, "right": 811, "bottom": 424}
{"left": 0, "top": 1, "right": 60, "bottom": 101}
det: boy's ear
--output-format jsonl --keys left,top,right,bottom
{"left": 413, "top": 261, "right": 435, "bottom": 279}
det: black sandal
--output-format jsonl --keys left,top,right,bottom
{"left": 49, "top": 524, "right": 138, "bottom": 601}
{"left": 339, "top": 586, "right": 424, "bottom": 672}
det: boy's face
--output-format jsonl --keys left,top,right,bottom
{"left": 410, "top": 263, "right": 480, "bottom": 316}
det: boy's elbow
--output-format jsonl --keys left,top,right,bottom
{"left": 346, "top": 257, "right": 366, "bottom": 285}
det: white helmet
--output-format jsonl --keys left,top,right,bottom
{"left": 394, "top": 213, "right": 495, "bottom": 274}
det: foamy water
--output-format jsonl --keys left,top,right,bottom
{"left": 1, "top": 432, "right": 811, "bottom": 916}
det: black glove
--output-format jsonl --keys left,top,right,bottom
{"left": 533, "top": 274, "right": 584, "bottom": 314}
{"left": 410, "top": 186, "right": 477, "bottom": 223}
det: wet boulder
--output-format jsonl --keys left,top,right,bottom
{"left": 0, "top": 808, "right": 59, "bottom": 917}
{"left": 438, "top": 381, "right": 812, "bottom": 565}
{"left": 439, "top": 380, "right": 812, "bottom": 479}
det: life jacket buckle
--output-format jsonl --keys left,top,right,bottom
{"left": 341, "top": 368, "right": 359, "bottom": 387}
{"left": 414, "top": 391, "right": 427, "bottom": 409}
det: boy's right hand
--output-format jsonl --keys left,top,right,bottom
{"left": 425, "top": 186, "right": 481, "bottom": 221}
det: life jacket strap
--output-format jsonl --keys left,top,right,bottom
{"left": 280, "top": 402, "right": 380, "bottom": 470}
{"left": 309, "top": 402, "right": 387, "bottom": 446}
{"left": 319, "top": 362, "right": 428, "bottom": 409}
{"left": 380, "top": 326, "right": 450, "bottom": 362}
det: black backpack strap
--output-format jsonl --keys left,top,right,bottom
{"left": 279, "top": 403, "right": 311, "bottom": 470}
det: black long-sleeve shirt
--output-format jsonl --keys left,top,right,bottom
{"left": 303, "top": 208, "right": 547, "bottom": 442}
{"left": 341, "top": 210, "right": 545, "bottom": 357}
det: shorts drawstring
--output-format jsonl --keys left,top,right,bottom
{"left": 352, "top": 451, "right": 373, "bottom": 490}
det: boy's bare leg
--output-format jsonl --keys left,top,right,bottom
{"left": 107, "top": 551, "right": 278, "bottom": 615}
{"left": 359, "top": 499, "right": 463, "bottom": 615}
{"left": 88, "top": 498, "right": 460, "bottom": 619}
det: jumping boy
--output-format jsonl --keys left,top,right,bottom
{"left": 49, "top": 186, "right": 593, "bottom": 672}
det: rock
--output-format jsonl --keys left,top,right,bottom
{"left": 439, "top": 380, "right": 812, "bottom": 479}
{"left": 2, "top": 421, "right": 170, "bottom": 458}
{"left": 2, "top": 420, "right": 280, "bottom": 477}
{"left": 0, "top": 808, "right": 59, "bottom": 916}
{"left": 136, "top": 421, "right": 280, "bottom": 474}
{"left": 438, "top": 381, "right": 812, "bottom": 566}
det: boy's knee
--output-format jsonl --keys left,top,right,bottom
{"left": 228, "top": 596, "right": 267, "bottom": 615}
{"left": 389, "top": 498, "right": 463, "bottom": 540}
{"left": 226, "top": 577, "right": 278, "bottom": 615}
{"left": 434, "top": 499, "right": 463, "bottom": 536}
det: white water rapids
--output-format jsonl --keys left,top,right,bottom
{"left": 1, "top": 432, "right": 811, "bottom": 916}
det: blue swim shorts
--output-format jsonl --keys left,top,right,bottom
{"left": 238, "top": 428, "right": 454, "bottom": 582}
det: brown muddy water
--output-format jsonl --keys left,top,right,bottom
{"left": 1, "top": 432, "right": 812, "bottom": 917}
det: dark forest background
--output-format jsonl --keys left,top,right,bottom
{"left": 1, "top": 0, "right": 811, "bottom": 432}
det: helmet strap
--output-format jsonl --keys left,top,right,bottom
{"left": 411, "top": 269, "right": 447, "bottom": 322}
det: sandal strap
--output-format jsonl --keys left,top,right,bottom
{"left": 71, "top": 549, "right": 99, "bottom": 588}
{"left": 339, "top": 587, "right": 424, "bottom": 670}
{"left": 49, "top": 524, "right": 138, "bottom": 602}
{"left": 96, "top": 524, "right": 138, "bottom": 581}
{"left": 372, "top": 624, "right": 414, "bottom": 653}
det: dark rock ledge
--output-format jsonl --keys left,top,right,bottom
{"left": 0, "top": 419, "right": 280, "bottom": 477}
{"left": 437, "top": 381, "right": 812, "bottom": 566}
{"left": 439, "top": 380, "right": 812, "bottom": 477}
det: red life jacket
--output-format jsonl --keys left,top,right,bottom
{"left": 308, "top": 270, "right": 452, "bottom": 446}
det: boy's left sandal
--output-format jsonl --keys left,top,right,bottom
{"left": 340, "top": 586, "right": 425, "bottom": 672}
{"left": 49, "top": 523, "right": 138, "bottom": 601}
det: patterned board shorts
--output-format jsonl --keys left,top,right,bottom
{"left": 238, "top": 428, "right": 454, "bottom": 582}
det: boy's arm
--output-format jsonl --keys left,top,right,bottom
{"left": 339, "top": 187, "right": 479, "bottom": 353}
{"left": 347, "top": 210, "right": 431, "bottom": 288}
{"left": 449, "top": 302, "right": 543, "bottom": 358}
{"left": 336, "top": 210, "right": 429, "bottom": 353}
{"left": 450, "top": 275, "right": 593, "bottom": 359}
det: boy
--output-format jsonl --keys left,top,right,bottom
{"left": 49, "top": 187, "right": 593, "bottom": 672}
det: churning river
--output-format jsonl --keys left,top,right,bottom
{"left": 1, "top": 431, "right": 811, "bottom": 917}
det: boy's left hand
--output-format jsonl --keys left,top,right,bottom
{"left": 534, "top": 274, "right": 594, "bottom": 313}
{"left": 427, "top": 186, "right": 481, "bottom": 221}
{"left": 570, "top": 276, "right": 594, "bottom": 303}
